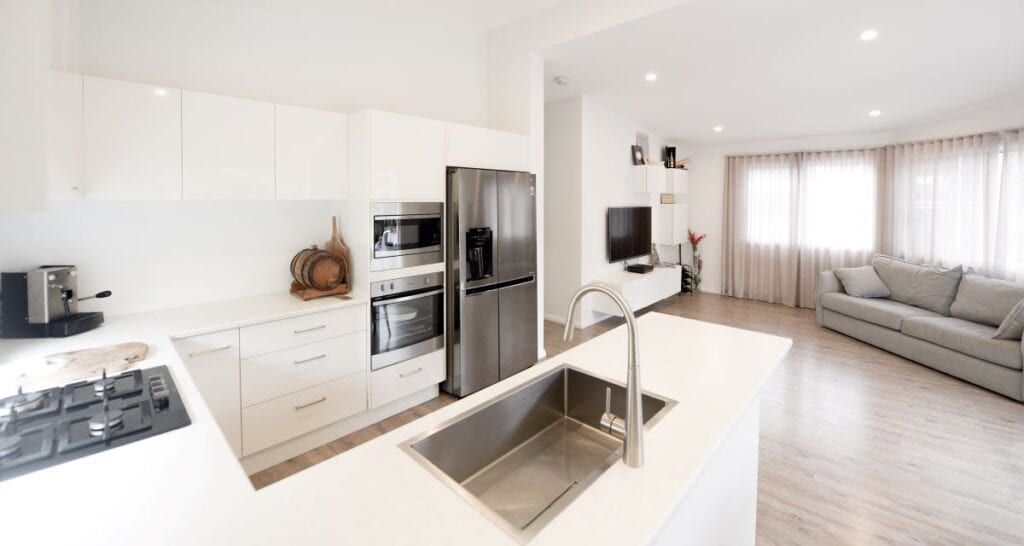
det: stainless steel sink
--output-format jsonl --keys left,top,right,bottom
{"left": 403, "top": 365, "right": 675, "bottom": 542}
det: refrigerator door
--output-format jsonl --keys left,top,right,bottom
{"left": 498, "top": 279, "right": 538, "bottom": 379}
{"left": 448, "top": 289, "right": 500, "bottom": 396}
{"left": 450, "top": 168, "right": 498, "bottom": 292}
{"left": 497, "top": 171, "right": 536, "bottom": 282}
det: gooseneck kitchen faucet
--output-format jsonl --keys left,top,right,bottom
{"left": 562, "top": 284, "right": 644, "bottom": 468}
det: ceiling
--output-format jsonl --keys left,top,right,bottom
{"left": 543, "top": 0, "right": 1024, "bottom": 144}
{"left": 189, "top": 0, "right": 567, "bottom": 32}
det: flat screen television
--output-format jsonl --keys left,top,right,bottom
{"left": 607, "top": 206, "right": 652, "bottom": 263}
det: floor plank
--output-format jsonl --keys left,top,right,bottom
{"left": 250, "top": 292, "right": 1024, "bottom": 545}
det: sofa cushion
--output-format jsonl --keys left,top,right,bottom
{"left": 949, "top": 274, "right": 1024, "bottom": 327}
{"left": 993, "top": 298, "right": 1024, "bottom": 340}
{"left": 819, "top": 292, "right": 941, "bottom": 331}
{"left": 901, "top": 316, "right": 1022, "bottom": 370}
{"left": 871, "top": 255, "right": 963, "bottom": 315}
{"left": 834, "top": 266, "right": 891, "bottom": 298}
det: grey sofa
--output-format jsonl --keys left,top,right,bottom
{"left": 816, "top": 259, "right": 1024, "bottom": 402}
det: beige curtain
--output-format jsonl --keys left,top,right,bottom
{"left": 722, "top": 148, "right": 886, "bottom": 308}
{"left": 884, "top": 129, "right": 1024, "bottom": 282}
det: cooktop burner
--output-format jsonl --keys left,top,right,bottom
{"left": 0, "top": 386, "right": 61, "bottom": 421}
{"left": 0, "top": 365, "right": 189, "bottom": 482}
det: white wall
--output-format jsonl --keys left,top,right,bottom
{"left": 0, "top": 200, "right": 345, "bottom": 316}
{"left": 544, "top": 96, "right": 675, "bottom": 326}
{"left": 543, "top": 98, "right": 583, "bottom": 323}
{"left": 686, "top": 94, "right": 1024, "bottom": 295}
{"left": 69, "top": 0, "right": 486, "bottom": 125}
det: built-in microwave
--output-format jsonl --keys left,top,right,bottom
{"left": 370, "top": 202, "right": 443, "bottom": 272}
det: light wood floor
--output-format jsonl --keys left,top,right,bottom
{"left": 250, "top": 292, "right": 1024, "bottom": 545}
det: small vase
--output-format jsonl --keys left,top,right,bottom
{"left": 692, "top": 251, "right": 703, "bottom": 292}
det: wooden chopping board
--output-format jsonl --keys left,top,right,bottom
{"left": 5, "top": 342, "right": 149, "bottom": 392}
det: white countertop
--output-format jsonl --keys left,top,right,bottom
{"left": 0, "top": 296, "right": 791, "bottom": 546}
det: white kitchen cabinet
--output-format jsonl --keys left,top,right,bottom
{"left": 367, "top": 110, "right": 445, "bottom": 201}
{"left": 44, "top": 70, "right": 83, "bottom": 200}
{"left": 174, "top": 329, "right": 243, "bottom": 457}
{"left": 240, "top": 332, "right": 366, "bottom": 407}
{"left": 666, "top": 169, "right": 689, "bottom": 194}
{"left": 632, "top": 164, "right": 667, "bottom": 193}
{"left": 370, "top": 349, "right": 445, "bottom": 408}
{"left": 445, "top": 122, "right": 529, "bottom": 172}
{"left": 83, "top": 76, "right": 182, "bottom": 200}
{"left": 242, "top": 372, "right": 367, "bottom": 456}
{"left": 182, "top": 91, "right": 275, "bottom": 199}
{"left": 276, "top": 104, "right": 349, "bottom": 200}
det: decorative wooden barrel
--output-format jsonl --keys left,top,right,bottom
{"left": 290, "top": 246, "right": 347, "bottom": 291}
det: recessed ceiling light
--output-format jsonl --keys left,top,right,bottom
{"left": 552, "top": 76, "right": 569, "bottom": 86}
{"left": 152, "top": 88, "right": 168, "bottom": 97}
{"left": 859, "top": 29, "right": 879, "bottom": 41}
{"left": 869, "top": 109, "right": 882, "bottom": 117}
{"left": 645, "top": 73, "right": 658, "bottom": 82}
{"left": 713, "top": 126, "right": 724, "bottom": 132}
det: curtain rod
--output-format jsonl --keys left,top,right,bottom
{"left": 723, "top": 125, "right": 1024, "bottom": 158}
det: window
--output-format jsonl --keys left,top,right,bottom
{"left": 740, "top": 151, "right": 879, "bottom": 252}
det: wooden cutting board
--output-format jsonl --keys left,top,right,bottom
{"left": 5, "top": 342, "right": 149, "bottom": 392}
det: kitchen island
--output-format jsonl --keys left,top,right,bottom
{"left": 0, "top": 300, "right": 790, "bottom": 545}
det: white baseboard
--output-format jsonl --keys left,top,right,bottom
{"left": 544, "top": 313, "right": 567, "bottom": 325}
{"left": 240, "top": 385, "right": 439, "bottom": 475}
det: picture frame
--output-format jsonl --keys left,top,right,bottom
{"left": 636, "top": 132, "right": 650, "bottom": 164}
{"left": 631, "top": 145, "right": 645, "bottom": 165}
{"left": 663, "top": 146, "right": 676, "bottom": 169}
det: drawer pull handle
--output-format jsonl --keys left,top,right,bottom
{"left": 188, "top": 345, "right": 232, "bottom": 358}
{"left": 294, "top": 354, "right": 327, "bottom": 365}
{"left": 294, "top": 397, "right": 327, "bottom": 410}
{"left": 294, "top": 324, "right": 327, "bottom": 334}
{"left": 399, "top": 367, "right": 424, "bottom": 378}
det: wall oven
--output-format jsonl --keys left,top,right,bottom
{"left": 371, "top": 202, "right": 443, "bottom": 272}
{"left": 371, "top": 272, "right": 444, "bottom": 370}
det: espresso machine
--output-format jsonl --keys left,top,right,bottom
{"left": 0, "top": 266, "right": 111, "bottom": 338}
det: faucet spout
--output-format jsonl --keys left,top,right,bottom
{"left": 562, "top": 283, "right": 644, "bottom": 468}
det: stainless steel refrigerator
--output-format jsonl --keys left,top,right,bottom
{"left": 444, "top": 167, "right": 538, "bottom": 398}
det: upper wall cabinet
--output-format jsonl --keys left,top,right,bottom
{"left": 45, "top": 71, "right": 84, "bottom": 200}
{"left": 182, "top": 91, "right": 275, "bottom": 200}
{"left": 367, "top": 110, "right": 445, "bottom": 201}
{"left": 445, "top": 123, "right": 529, "bottom": 172}
{"left": 276, "top": 105, "right": 349, "bottom": 200}
{"left": 632, "top": 164, "right": 667, "bottom": 193}
{"left": 666, "top": 169, "right": 689, "bottom": 194}
{"left": 83, "top": 76, "right": 182, "bottom": 200}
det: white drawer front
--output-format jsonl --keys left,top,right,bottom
{"left": 239, "top": 305, "right": 365, "bottom": 358}
{"left": 370, "top": 349, "right": 445, "bottom": 408}
{"left": 241, "top": 332, "right": 366, "bottom": 407}
{"left": 173, "top": 329, "right": 242, "bottom": 457}
{"left": 241, "top": 373, "right": 367, "bottom": 456}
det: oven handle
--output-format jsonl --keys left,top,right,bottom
{"left": 372, "top": 288, "right": 444, "bottom": 307}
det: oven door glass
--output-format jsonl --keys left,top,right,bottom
{"left": 372, "top": 288, "right": 444, "bottom": 367}
{"left": 373, "top": 214, "right": 442, "bottom": 258}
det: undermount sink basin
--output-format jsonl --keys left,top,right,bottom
{"left": 403, "top": 365, "right": 675, "bottom": 542}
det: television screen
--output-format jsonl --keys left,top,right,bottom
{"left": 607, "top": 207, "right": 652, "bottom": 263}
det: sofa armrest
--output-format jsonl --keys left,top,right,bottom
{"left": 815, "top": 270, "right": 843, "bottom": 325}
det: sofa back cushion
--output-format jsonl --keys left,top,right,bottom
{"left": 871, "top": 254, "right": 963, "bottom": 315}
{"left": 993, "top": 298, "right": 1024, "bottom": 340}
{"left": 834, "top": 266, "right": 891, "bottom": 298}
{"left": 949, "top": 274, "right": 1024, "bottom": 327}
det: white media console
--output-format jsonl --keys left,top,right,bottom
{"left": 591, "top": 265, "right": 682, "bottom": 317}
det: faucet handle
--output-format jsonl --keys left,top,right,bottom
{"left": 604, "top": 387, "right": 612, "bottom": 415}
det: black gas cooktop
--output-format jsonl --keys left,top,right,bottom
{"left": 0, "top": 366, "right": 190, "bottom": 482}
